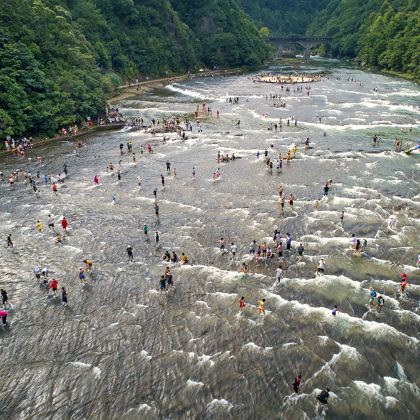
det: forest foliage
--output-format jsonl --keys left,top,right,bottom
{"left": 237, "top": 0, "right": 330, "bottom": 35}
{"left": 0, "top": 0, "right": 269, "bottom": 139}
{"left": 308, "top": 0, "right": 420, "bottom": 77}
{"left": 239, "top": 0, "right": 419, "bottom": 79}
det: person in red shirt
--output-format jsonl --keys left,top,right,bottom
{"left": 400, "top": 273, "right": 408, "bottom": 294}
{"left": 293, "top": 374, "right": 302, "bottom": 393}
{"left": 61, "top": 217, "right": 68, "bottom": 231}
{"left": 52, "top": 183, "right": 58, "bottom": 195}
{"left": 49, "top": 278, "right": 58, "bottom": 297}
{"left": 0, "top": 309, "right": 8, "bottom": 326}
{"left": 239, "top": 296, "right": 246, "bottom": 311}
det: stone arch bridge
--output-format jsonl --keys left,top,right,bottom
{"left": 270, "top": 35, "right": 332, "bottom": 59}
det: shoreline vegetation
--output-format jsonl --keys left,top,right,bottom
{"left": 0, "top": 68, "right": 244, "bottom": 157}
{"left": 0, "top": 0, "right": 271, "bottom": 147}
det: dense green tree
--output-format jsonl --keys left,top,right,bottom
{"left": 0, "top": 0, "right": 269, "bottom": 140}
{"left": 309, "top": 0, "right": 420, "bottom": 78}
{"left": 237, "top": 0, "right": 329, "bottom": 35}
{"left": 238, "top": 0, "right": 419, "bottom": 79}
{"left": 169, "top": 0, "right": 270, "bottom": 68}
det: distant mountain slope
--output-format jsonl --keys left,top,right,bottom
{"left": 309, "top": 0, "right": 420, "bottom": 76}
{"left": 237, "top": 0, "right": 419, "bottom": 79}
{"left": 237, "top": 0, "right": 329, "bottom": 35}
{"left": 169, "top": 0, "right": 270, "bottom": 67}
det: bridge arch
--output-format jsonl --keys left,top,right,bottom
{"left": 270, "top": 36, "right": 332, "bottom": 59}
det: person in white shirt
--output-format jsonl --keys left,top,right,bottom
{"left": 276, "top": 266, "right": 283, "bottom": 282}
{"left": 388, "top": 215, "right": 397, "bottom": 229}
{"left": 317, "top": 258, "right": 325, "bottom": 275}
{"left": 351, "top": 234, "right": 357, "bottom": 249}
{"left": 230, "top": 242, "right": 237, "bottom": 258}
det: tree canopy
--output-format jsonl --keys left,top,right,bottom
{"left": 240, "top": 0, "right": 419, "bottom": 79}
{"left": 0, "top": 0, "right": 269, "bottom": 139}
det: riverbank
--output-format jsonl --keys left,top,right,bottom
{"left": 375, "top": 67, "right": 420, "bottom": 85}
{"left": 0, "top": 124, "right": 125, "bottom": 158}
{"left": 0, "top": 68, "right": 246, "bottom": 158}
{"left": 343, "top": 58, "right": 420, "bottom": 85}
{"left": 107, "top": 67, "right": 246, "bottom": 106}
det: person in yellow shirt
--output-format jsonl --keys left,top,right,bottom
{"left": 180, "top": 253, "right": 189, "bottom": 265}
{"left": 286, "top": 150, "right": 291, "bottom": 165}
{"left": 36, "top": 220, "right": 43, "bottom": 232}
{"left": 258, "top": 298, "right": 266, "bottom": 315}
{"left": 292, "top": 144, "right": 297, "bottom": 157}
{"left": 83, "top": 259, "right": 93, "bottom": 272}
{"left": 278, "top": 151, "right": 282, "bottom": 161}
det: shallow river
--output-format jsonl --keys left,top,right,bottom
{"left": 1, "top": 60, "right": 419, "bottom": 419}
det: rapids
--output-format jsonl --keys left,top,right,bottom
{"left": 0, "top": 60, "right": 419, "bottom": 419}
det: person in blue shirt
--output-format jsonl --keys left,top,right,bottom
{"left": 286, "top": 233, "right": 292, "bottom": 250}
{"left": 298, "top": 243, "right": 304, "bottom": 256}
{"left": 79, "top": 268, "right": 86, "bottom": 285}
{"left": 369, "top": 287, "right": 377, "bottom": 308}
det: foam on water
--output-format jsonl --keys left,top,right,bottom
{"left": 166, "top": 84, "right": 216, "bottom": 100}
{"left": 262, "top": 290, "right": 419, "bottom": 347}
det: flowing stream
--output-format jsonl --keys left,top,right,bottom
{"left": 1, "top": 60, "right": 419, "bottom": 419}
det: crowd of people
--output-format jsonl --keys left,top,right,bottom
{"left": 253, "top": 72, "right": 323, "bottom": 85}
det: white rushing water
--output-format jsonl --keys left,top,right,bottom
{"left": 0, "top": 60, "right": 419, "bottom": 419}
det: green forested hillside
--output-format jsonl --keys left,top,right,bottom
{"left": 239, "top": 0, "right": 419, "bottom": 79}
{"left": 309, "top": 0, "right": 420, "bottom": 77}
{"left": 237, "top": 0, "right": 329, "bottom": 35}
{"left": 0, "top": 0, "right": 269, "bottom": 139}
{"left": 358, "top": 6, "right": 419, "bottom": 76}
{"left": 170, "top": 0, "right": 270, "bottom": 67}
{"left": 0, "top": 0, "right": 107, "bottom": 138}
